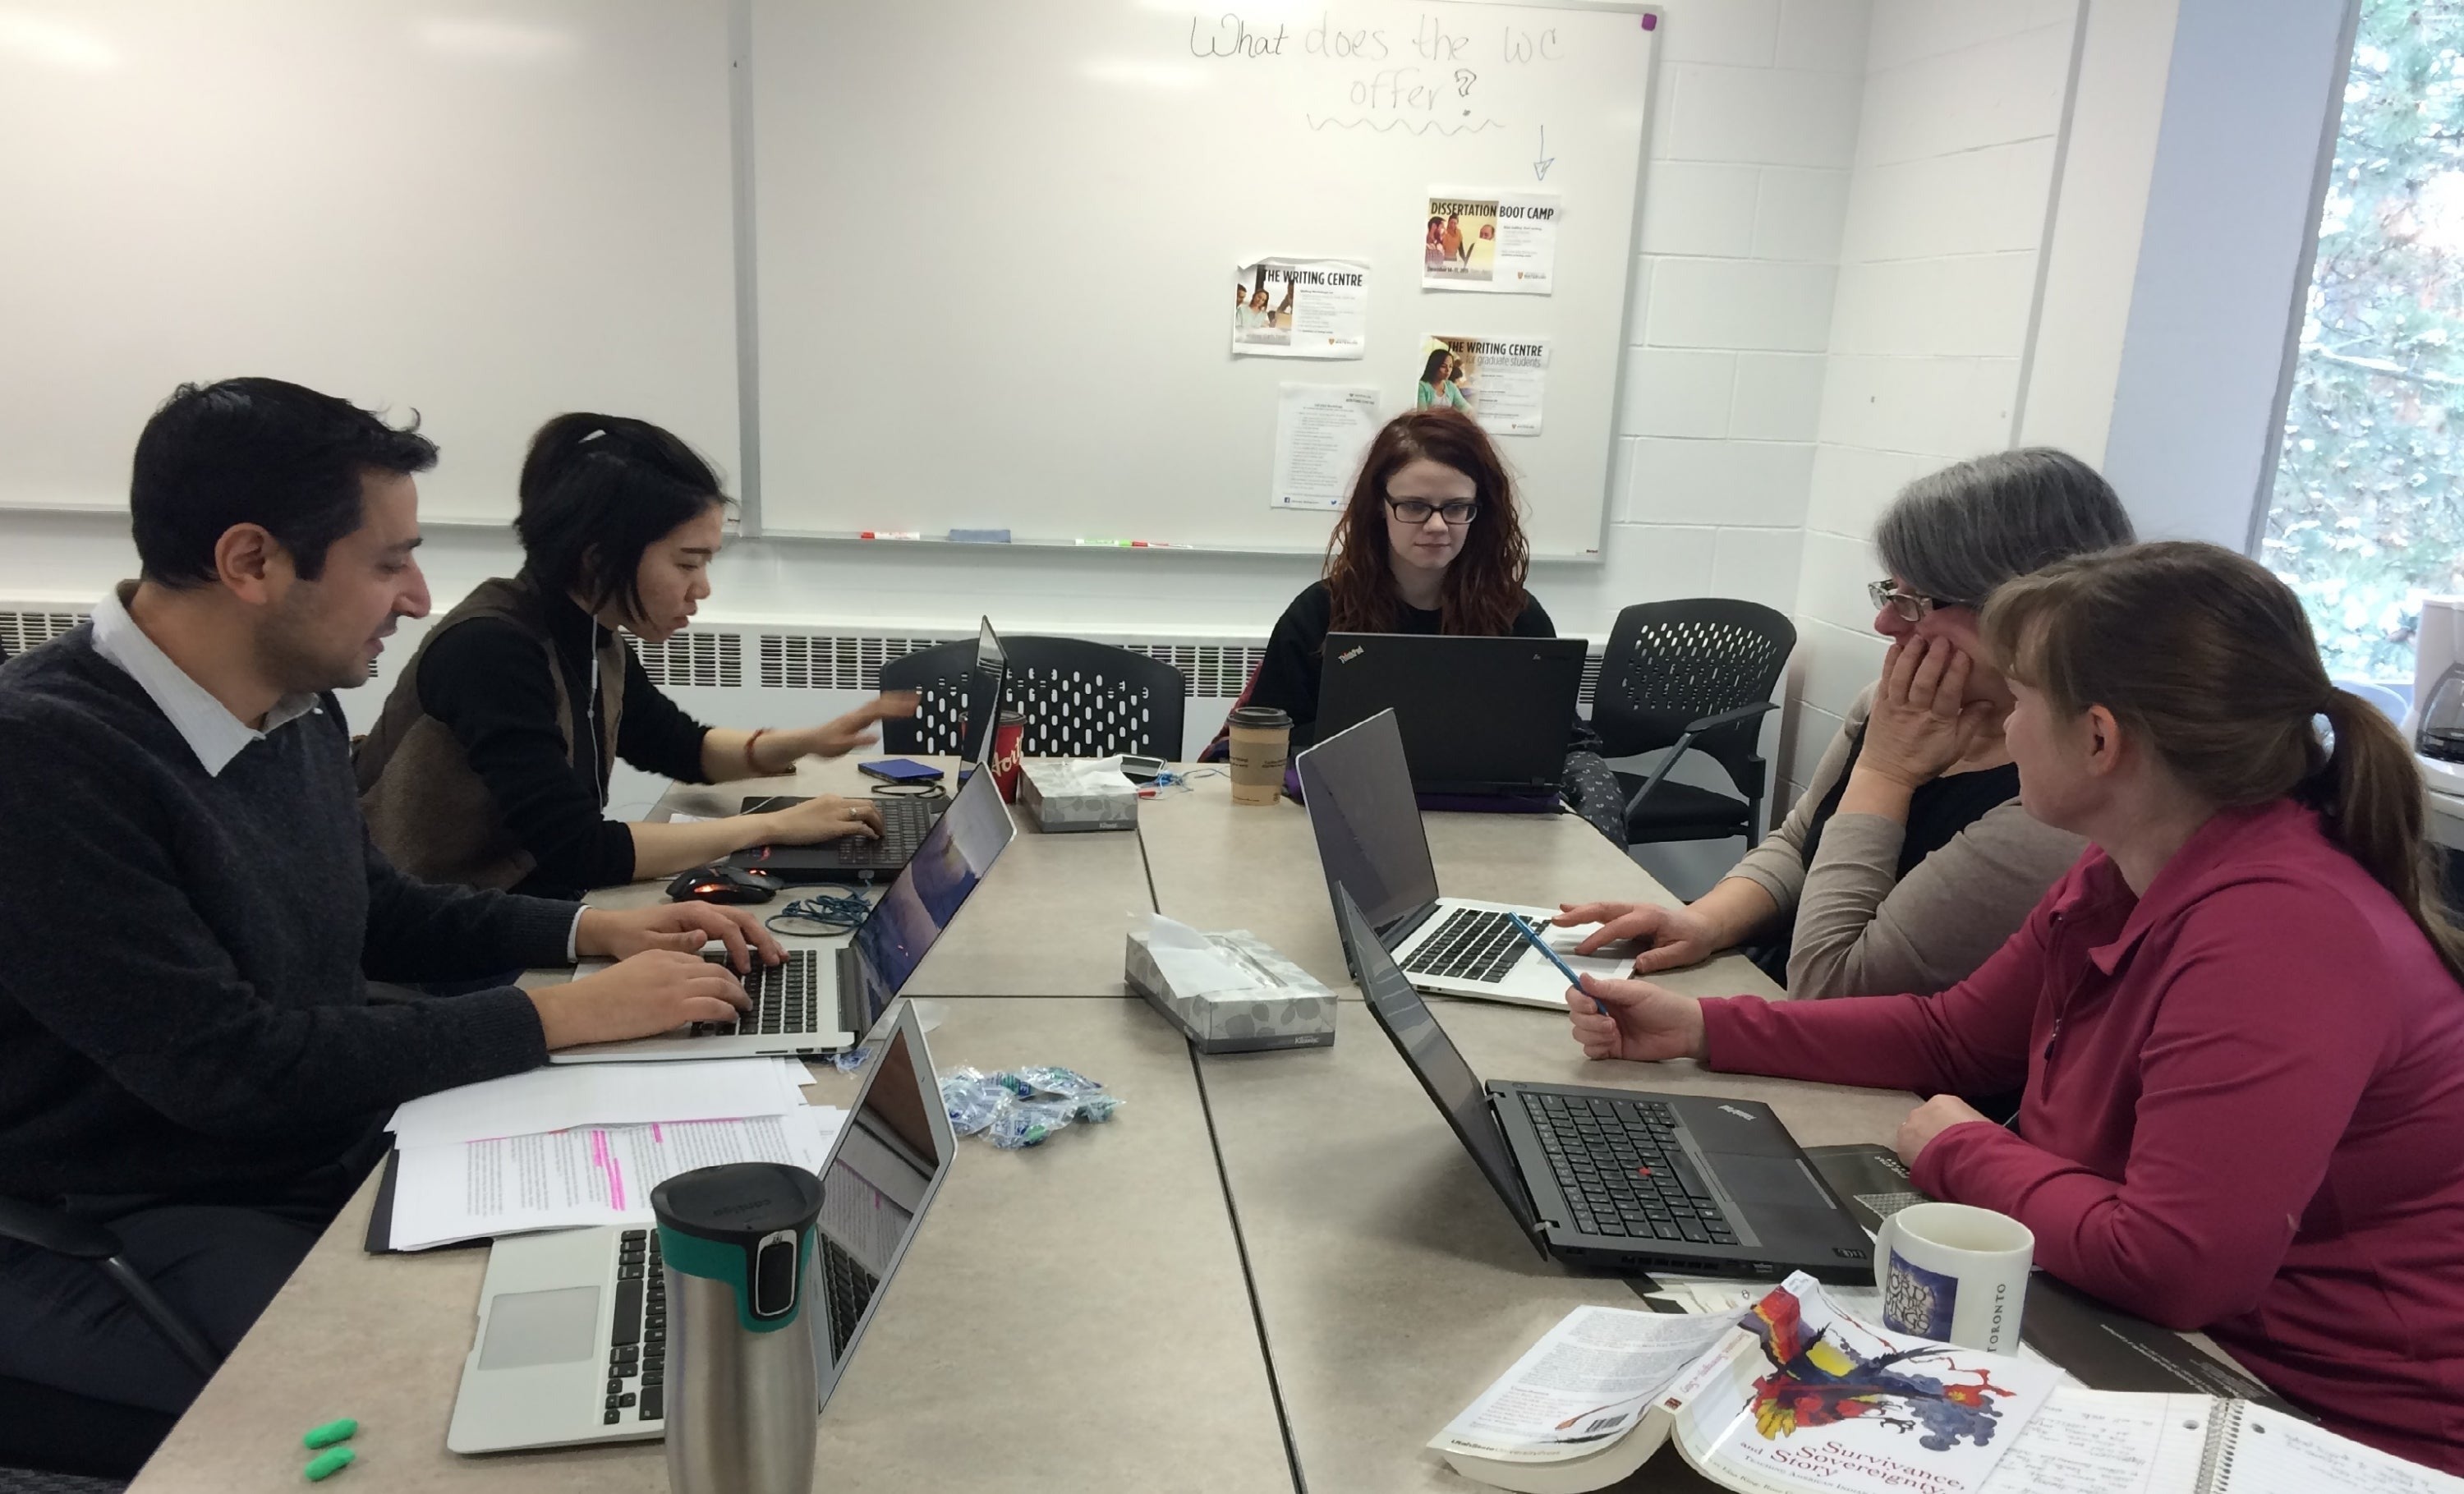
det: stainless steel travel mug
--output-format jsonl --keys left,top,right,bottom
{"left": 653, "top": 1162, "right": 826, "bottom": 1494}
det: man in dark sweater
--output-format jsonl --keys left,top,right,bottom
{"left": 0, "top": 379, "right": 780, "bottom": 1466}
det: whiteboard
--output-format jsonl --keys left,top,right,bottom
{"left": 749, "top": 0, "right": 1656, "bottom": 559}
{"left": 0, "top": 1, "right": 738, "bottom": 524}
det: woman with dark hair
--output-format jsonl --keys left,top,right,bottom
{"left": 1561, "top": 448, "right": 2136, "bottom": 999}
{"left": 1565, "top": 542, "right": 2464, "bottom": 1472}
{"left": 1233, "top": 407, "right": 1625, "bottom": 840}
{"left": 356, "top": 414, "right": 912, "bottom": 897}
{"left": 1415, "top": 348, "right": 1472, "bottom": 411}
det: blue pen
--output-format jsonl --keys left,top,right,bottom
{"left": 1506, "top": 913, "right": 1588, "bottom": 992}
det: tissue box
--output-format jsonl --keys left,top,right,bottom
{"left": 1125, "top": 927, "right": 1337, "bottom": 1054}
{"left": 1018, "top": 758, "right": 1139, "bottom": 833}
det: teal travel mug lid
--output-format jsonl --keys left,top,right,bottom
{"left": 652, "top": 1162, "right": 825, "bottom": 1333}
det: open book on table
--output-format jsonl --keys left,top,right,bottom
{"left": 1432, "top": 1273, "right": 2462, "bottom": 1494}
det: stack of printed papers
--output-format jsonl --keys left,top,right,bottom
{"left": 384, "top": 1059, "right": 844, "bottom": 1251}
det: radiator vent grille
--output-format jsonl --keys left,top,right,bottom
{"left": 759, "top": 635, "right": 946, "bottom": 691}
{"left": 0, "top": 609, "right": 89, "bottom": 658}
{"left": 628, "top": 631, "right": 743, "bottom": 689}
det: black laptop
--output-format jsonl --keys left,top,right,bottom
{"left": 1331, "top": 884, "right": 1873, "bottom": 1282}
{"left": 1316, "top": 632, "right": 1586, "bottom": 796}
{"left": 730, "top": 617, "right": 1009, "bottom": 883}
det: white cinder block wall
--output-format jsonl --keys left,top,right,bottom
{"left": 1779, "top": 0, "right": 2083, "bottom": 809}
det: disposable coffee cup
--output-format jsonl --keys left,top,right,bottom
{"left": 1224, "top": 706, "right": 1293, "bottom": 807}
{"left": 1872, "top": 1201, "right": 2032, "bottom": 1354}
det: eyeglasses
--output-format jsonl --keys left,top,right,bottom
{"left": 1868, "top": 578, "right": 1971, "bottom": 622}
{"left": 1386, "top": 497, "right": 1481, "bottom": 526}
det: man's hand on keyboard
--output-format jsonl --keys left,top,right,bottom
{"left": 576, "top": 903, "right": 784, "bottom": 972}
{"left": 531, "top": 951, "right": 753, "bottom": 1049}
{"left": 1565, "top": 972, "right": 1708, "bottom": 1064}
{"left": 757, "top": 793, "right": 885, "bottom": 845}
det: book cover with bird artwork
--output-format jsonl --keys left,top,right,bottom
{"left": 1660, "top": 1272, "right": 2062, "bottom": 1494}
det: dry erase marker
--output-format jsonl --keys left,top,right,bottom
{"left": 1075, "top": 538, "right": 1130, "bottom": 547}
{"left": 858, "top": 530, "right": 921, "bottom": 540}
{"left": 1507, "top": 914, "right": 1587, "bottom": 990}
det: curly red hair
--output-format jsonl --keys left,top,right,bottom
{"left": 1322, "top": 408, "right": 1531, "bottom": 636}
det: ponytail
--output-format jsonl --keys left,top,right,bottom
{"left": 2317, "top": 691, "right": 2464, "bottom": 982}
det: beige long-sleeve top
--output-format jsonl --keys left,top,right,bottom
{"left": 1725, "top": 686, "right": 2087, "bottom": 1000}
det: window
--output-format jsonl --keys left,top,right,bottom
{"left": 2264, "top": 1, "right": 2464, "bottom": 685}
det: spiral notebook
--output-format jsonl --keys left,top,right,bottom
{"left": 1981, "top": 1391, "right": 2462, "bottom": 1494}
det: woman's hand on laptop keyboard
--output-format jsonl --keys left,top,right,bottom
{"left": 757, "top": 793, "right": 885, "bottom": 845}
{"left": 1565, "top": 972, "right": 1707, "bottom": 1064}
{"left": 531, "top": 951, "right": 754, "bottom": 1050}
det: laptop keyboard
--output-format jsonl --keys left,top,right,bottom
{"left": 688, "top": 949, "right": 823, "bottom": 1038}
{"left": 821, "top": 1239, "right": 879, "bottom": 1363}
{"left": 1400, "top": 908, "right": 1528, "bottom": 986}
{"left": 823, "top": 795, "right": 941, "bottom": 869}
{"left": 604, "top": 1229, "right": 667, "bottom": 1425}
{"left": 1521, "top": 1093, "right": 1739, "bottom": 1247}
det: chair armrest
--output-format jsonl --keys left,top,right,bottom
{"left": 1680, "top": 700, "right": 1778, "bottom": 737}
{"left": 0, "top": 1195, "right": 123, "bottom": 1260}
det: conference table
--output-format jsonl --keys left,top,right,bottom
{"left": 128, "top": 757, "right": 1925, "bottom": 1493}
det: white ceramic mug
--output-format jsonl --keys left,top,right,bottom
{"left": 1871, "top": 1202, "right": 2033, "bottom": 1354}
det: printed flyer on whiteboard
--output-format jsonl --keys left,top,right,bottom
{"left": 1230, "top": 257, "right": 1370, "bottom": 359}
{"left": 1418, "top": 335, "right": 1550, "bottom": 435}
{"left": 1422, "top": 192, "right": 1559, "bottom": 294}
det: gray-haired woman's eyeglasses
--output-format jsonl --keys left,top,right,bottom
{"left": 1868, "top": 577, "right": 1971, "bottom": 622}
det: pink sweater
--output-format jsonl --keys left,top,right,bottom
{"left": 1699, "top": 798, "right": 2464, "bottom": 1472}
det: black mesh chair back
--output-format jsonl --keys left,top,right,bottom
{"left": 878, "top": 636, "right": 1188, "bottom": 760}
{"left": 1591, "top": 600, "right": 1795, "bottom": 845}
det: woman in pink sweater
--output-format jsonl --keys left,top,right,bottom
{"left": 1566, "top": 542, "right": 2464, "bottom": 1472}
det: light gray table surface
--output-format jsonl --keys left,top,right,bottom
{"left": 127, "top": 1000, "right": 1290, "bottom": 1493}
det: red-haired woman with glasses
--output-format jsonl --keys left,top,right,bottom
{"left": 1230, "top": 408, "right": 1627, "bottom": 841}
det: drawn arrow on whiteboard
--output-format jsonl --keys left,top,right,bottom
{"left": 1533, "top": 126, "right": 1555, "bottom": 182}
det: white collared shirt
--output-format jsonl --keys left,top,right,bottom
{"left": 89, "top": 582, "right": 322, "bottom": 777}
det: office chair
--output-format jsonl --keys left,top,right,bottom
{"left": 0, "top": 1197, "right": 218, "bottom": 1482}
{"left": 880, "top": 636, "right": 1188, "bottom": 760}
{"left": 1590, "top": 600, "right": 1795, "bottom": 848}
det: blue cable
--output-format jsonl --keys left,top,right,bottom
{"left": 765, "top": 889, "right": 873, "bottom": 936}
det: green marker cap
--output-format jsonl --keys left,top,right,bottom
{"left": 302, "top": 1418, "right": 357, "bottom": 1450}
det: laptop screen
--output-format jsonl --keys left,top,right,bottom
{"left": 1333, "top": 886, "right": 1541, "bottom": 1244}
{"left": 813, "top": 1004, "right": 954, "bottom": 1409}
{"left": 954, "top": 617, "right": 1009, "bottom": 769}
{"left": 846, "top": 769, "right": 1016, "bottom": 1032}
{"left": 1315, "top": 633, "right": 1587, "bottom": 793}
{"left": 1295, "top": 710, "right": 1442, "bottom": 934}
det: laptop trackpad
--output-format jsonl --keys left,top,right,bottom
{"left": 478, "top": 1285, "right": 601, "bottom": 1370}
{"left": 1705, "top": 1153, "right": 1835, "bottom": 1211}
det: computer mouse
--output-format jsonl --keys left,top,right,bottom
{"left": 667, "top": 865, "right": 779, "bottom": 905}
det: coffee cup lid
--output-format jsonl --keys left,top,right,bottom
{"left": 1227, "top": 706, "right": 1292, "bottom": 730}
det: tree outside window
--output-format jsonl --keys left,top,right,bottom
{"left": 2265, "top": 0, "right": 2464, "bottom": 685}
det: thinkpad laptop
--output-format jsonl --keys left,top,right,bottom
{"left": 1298, "top": 709, "right": 1628, "bottom": 1007}
{"left": 552, "top": 768, "right": 1015, "bottom": 1063}
{"left": 1317, "top": 632, "right": 1586, "bottom": 795}
{"left": 1334, "top": 885, "right": 1870, "bottom": 1282}
{"left": 448, "top": 999, "right": 957, "bottom": 1453}
{"left": 732, "top": 616, "right": 1010, "bottom": 882}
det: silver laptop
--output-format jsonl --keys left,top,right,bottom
{"left": 1297, "top": 710, "right": 1630, "bottom": 1008}
{"left": 553, "top": 768, "right": 1016, "bottom": 1062}
{"left": 448, "top": 999, "right": 958, "bottom": 1454}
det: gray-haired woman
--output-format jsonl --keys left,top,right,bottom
{"left": 1557, "top": 448, "right": 2137, "bottom": 999}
